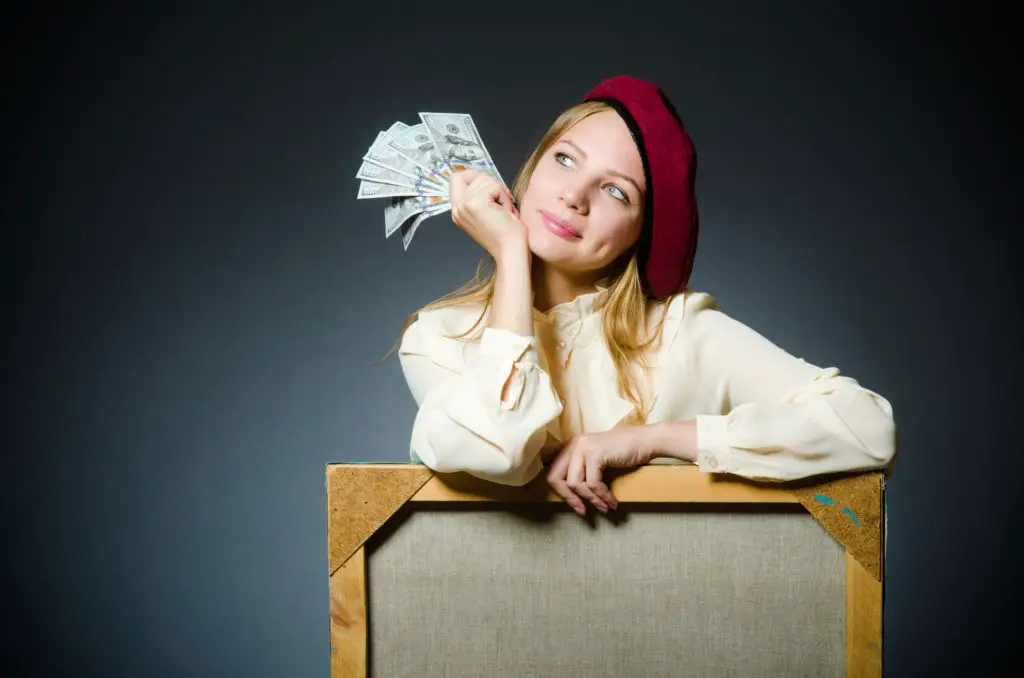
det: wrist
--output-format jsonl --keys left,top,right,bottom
{"left": 495, "top": 233, "right": 531, "bottom": 266}
{"left": 489, "top": 240, "right": 534, "bottom": 337}
{"left": 644, "top": 420, "right": 698, "bottom": 463}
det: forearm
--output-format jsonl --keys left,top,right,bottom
{"left": 643, "top": 419, "right": 698, "bottom": 463}
{"left": 487, "top": 243, "right": 534, "bottom": 338}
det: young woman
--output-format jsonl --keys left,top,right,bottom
{"left": 383, "top": 75, "right": 896, "bottom": 517}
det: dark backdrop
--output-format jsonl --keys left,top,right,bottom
{"left": 5, "top": 2, "right": 1019, "bottom": 676}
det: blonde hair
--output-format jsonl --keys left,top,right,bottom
{"left": 377, "top": 100, "right": 685, "bottom": 424}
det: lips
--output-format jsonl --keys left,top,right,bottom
{"left": 539, "top": 210, "right": 581, "bottom": 239}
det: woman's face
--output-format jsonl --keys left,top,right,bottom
{"left": 519, "top": 110, "right": 646, "bottom": 275}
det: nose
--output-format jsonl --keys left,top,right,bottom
{"left": 559, "top": 175, "right": 589, "bottom": 214}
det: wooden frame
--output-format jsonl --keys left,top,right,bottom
{"left": 327, "top": 463, "right": 886, "bottom": 677}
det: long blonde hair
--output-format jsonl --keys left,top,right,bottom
{"left": 377, "top": 101, "right": 685, "bottom": 424}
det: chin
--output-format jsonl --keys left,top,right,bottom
{"left": 527, "top": 226, "right": 579, "bottom": 265}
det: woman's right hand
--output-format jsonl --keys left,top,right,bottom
{"left": 448, "top": 168, "right": 528, "bottom": 260}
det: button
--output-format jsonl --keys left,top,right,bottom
{"left": 557, "top": 341, "right": 565, "bottom": 349}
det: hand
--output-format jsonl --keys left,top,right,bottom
{"left": 448, "top": 168, "right": 527, "bottom": 260}
{"left": 544, "top": 426, "right": 657, "bottom": 516}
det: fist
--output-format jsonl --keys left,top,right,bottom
{"left": 448, "top": 169, "right": 527, "bottom": 259}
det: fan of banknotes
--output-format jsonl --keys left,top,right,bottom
{"left": 355, "top": 113, "right": 505, "bottom": 250}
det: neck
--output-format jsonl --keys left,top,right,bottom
{"left": 530, "top": 258, "right": 604, "bottom": 313}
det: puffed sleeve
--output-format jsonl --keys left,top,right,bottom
{"left": 397, "top": 309, "right": 564, "bottom": 486}
{"left": 666, "top": 292, "right": 897, "bottom": 482}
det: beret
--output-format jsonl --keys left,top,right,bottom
{"left": 584, "top": 75, "right": 699, "bottom": 298}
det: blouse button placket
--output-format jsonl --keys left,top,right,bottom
{"left": 556, "top": 322, "right": 583, "bottom": 368}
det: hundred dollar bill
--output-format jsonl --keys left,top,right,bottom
{"left": 356, "top": 179, "right": 440, "bottom": 200}
{"left": 384, "top": 195, "right": 451, "bottom": 239}
{"left": 399, "top": 210, "right": 434, "bottom": 251}
{"left": 356, "top": 132, "right": 417, "bottom": 188}
{"left": 418, "top": 112, "right": 505, "bottom": 186}
{"left": 356, "top": 158, "right": 448, "bottom": 200}
{"left": 386, "top": 123, "right": 456, "bottom": 190}
{"left": 366, "top": 132, "right": 448, "bottom": 191}
{"left": 356, "top": 155, "right": 440, "bottom": 191}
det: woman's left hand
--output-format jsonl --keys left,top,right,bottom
{"left": 544, "top": 427, "right": 656, "bottom": 516}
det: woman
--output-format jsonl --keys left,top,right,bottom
{"left": 382, "top": 75, "right": 896, "bottom": 517}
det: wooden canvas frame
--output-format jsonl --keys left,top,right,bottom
{"left": 327, "top": 463, "right": 886, "bottom": 677}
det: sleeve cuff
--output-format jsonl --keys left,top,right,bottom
{"left": 695, "top": 414, "right": 731, "bottom": 473}
{"left": 477, "top": 327, "right": 539, "bottom": 412}
{"left": 480, "top": 327, "right": 538, "bottom": 362}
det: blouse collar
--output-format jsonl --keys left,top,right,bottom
{"left": 532, "top": 282, "right": 610, "bottom": 330}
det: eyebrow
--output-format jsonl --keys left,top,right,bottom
{"left": 558, "top": 139, "right": 644, "bottom": 196}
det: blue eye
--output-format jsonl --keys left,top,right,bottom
{"left": 554, "top": 151, "right": 629, "bottom": 203}
{"left": 605, "top": 185, "right": 627, "bottom": 202}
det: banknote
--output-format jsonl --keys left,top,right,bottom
{"left": 358, "top": 111, "right": 505, "bottom": 250}
{"left": 356, "top": 155, "right": 437, "bottom": 190}
{"left": 418, "top": 112, "right": 504, "bottom": 186}
{"left": 384, "top": 195, "right": 451, "bottom": 239}
{"left": 354, "top": 131, "right": 415, "bottom": 188}
{"left": 399, "top": 208, "right": 443, "bottom": 251}
{"left": 365, "top": 131, "right": 448, "bottom": 190}
{"left": 356, "top": 177, "right": 445, "bottom": 200}
{"left": 385, "top": 123, "right": 456, "bottom": 189}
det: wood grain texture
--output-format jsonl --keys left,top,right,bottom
{"left": 330, "top": 546, "right": 367, "bottom": 678}
{"left": 326, "top": 464, "right": 886, "bottom": 676}
{"left": 410, "top": 464, "right": 798, "bottom": 503}
{"left": 846, "top": 550, "right": 883, "bottom": 678}
{"left": 793, "top": 473, "right": 884, "bottom": 582}
{"left": 326, "top": 464, "right": 433, "bottom": 573}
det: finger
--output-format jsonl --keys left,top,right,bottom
{"left": 448, "top": 169, "right": 468, "bottom": 190}
{"left": 585, "top": 455, "right": 618, "bottom": 511}
{"left": 448, "top": 172, "right": 465, "bottom": 200}
{"left": 546, "top": 451, "right": 585, "bottom": 515}
{"left": 482, "top": 182, "right": 504, "bottom": 207}
{"left": 463, "top": 170, "right": 489, "bottom": 191}
{"left": 567, "top": 451, "right": 608, "bottom": 514}
{"left": 472, "top": 177, "right": 504, "bottom": 207}
{"left": 460, "top": 175, "right": 495, "bottom": 208}
{"left": 449, "top": 178, "right": 463, "bottom": 221}
{"left": 497, "top": 185, "right": 517, "bottom": 215}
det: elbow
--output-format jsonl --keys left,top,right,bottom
{"left": 416, "top": 441, "right": 539, "bottom": 487}
{"left": 410, "top": 406, "right": 542, "bottom": 486}
{"left": 873, "top": 411, "right": 898, "bottom": 470}
{"left": 817, "top": 382, "right": 898, "bottom": 472}
{"left": 859, "top": 395, "right": 897, "bottom": 471}
{"left": 408, "top": 367, "right": 562, "bottom": 486}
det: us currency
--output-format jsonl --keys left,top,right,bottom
{"left": 385, "top": 123, "right": 456, "bottom": 190}
{"left": 355, "top": 131, "right": 419, "bottom": 189}
{"left": 358, "top": 111, "right": 509, "bottom": 250}
{"left": 419, "top": 112, "right": 505, "bottom": 186}
{"left": 399, "top": 209, "right": 438, "bottom": 251}
{"left": 356, "top": 155, "right": 444, "bottom": 192}
{"left": 365, "top": 130, "right": 448, "bottom": 191}
{"left": 384, "top": 195, "right": 451, "bottom": 239}
{"left": 357, "top": 165, "right": 449, "bottom": 199}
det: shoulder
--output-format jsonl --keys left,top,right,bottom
{"left": 413, "top": 301, "right": 488, "bottom": 338}
{"left": 647, "top": 289, "right": 726, "bottom": 361}
{"left": 662, "top": 289, "right": 720, "bottom": 320}
{"left": 399, "top": 301, "right": 488, "bottom": 369}
{"left": 657, "top": 289, "right": 721, "bottom": 336}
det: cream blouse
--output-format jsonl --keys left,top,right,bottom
{"left": 398, "top": 285, "right": 896, "bottom": 486}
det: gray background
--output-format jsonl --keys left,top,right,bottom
{"left": 4, "top": 1, "right": 1019, "bottom": 676}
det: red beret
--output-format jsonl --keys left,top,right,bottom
{"left": 583, "top": 75, "right": 699, "bottom": 298}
